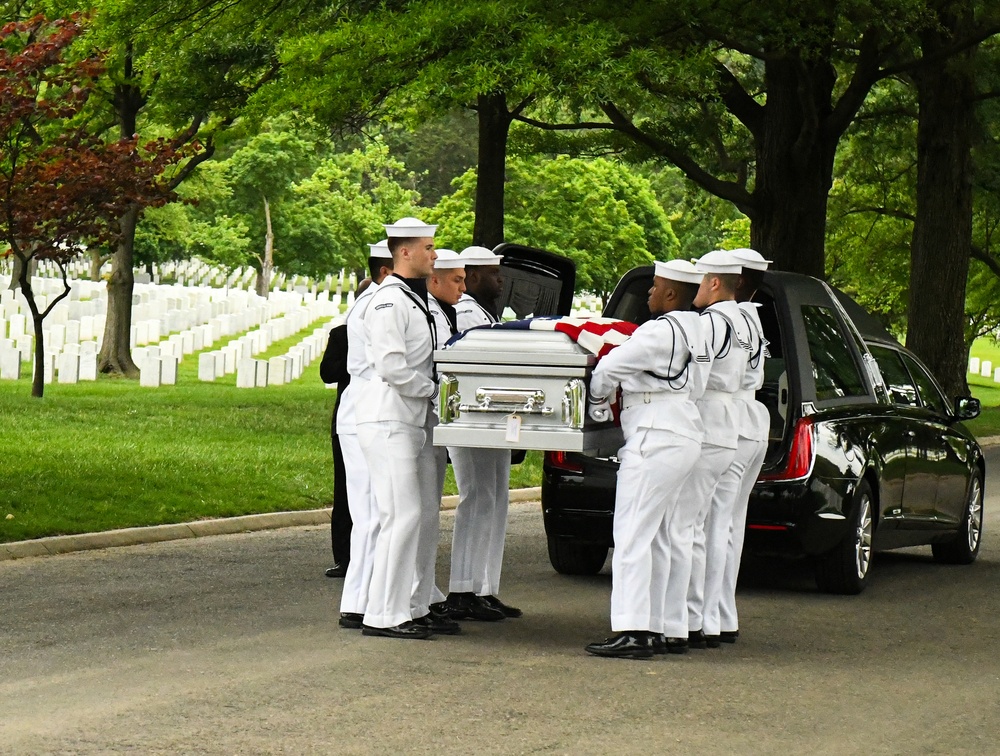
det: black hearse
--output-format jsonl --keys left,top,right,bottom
{"left": 537, "top": 267, "right": 985, "bottom": 594}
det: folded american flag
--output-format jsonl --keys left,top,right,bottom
{"left": 447, "top": 316, "right": 638, "bottom": 359}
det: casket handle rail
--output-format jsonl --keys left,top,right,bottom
{"left": 562, "top": 379, "right": 585, "bottom": 430}
{"left": 439, "top": 373, "right": 462, "bottom": 423}
{"left": 458, "top": 387, "right": 555, "bottom": 417}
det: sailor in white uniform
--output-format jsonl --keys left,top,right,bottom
{"left": 337, "top": 239, "right": 394, "bottom": 630}
{"left": 422, "top": 249, "right": 466, "bottom": 610}
{"left": 356, "top": 217, "right": 458, "bottom": 639}
{"left": 662, "top": 249, "right": 751, "bottom": 652}
{"left": 584, "top": 260, "right": 710, "bottom": 659}
{"left": 712, "top": 248, "right": 771, "bottom": 644}
{"left": 445, "top": 245, "right": 518, "bottom": 622}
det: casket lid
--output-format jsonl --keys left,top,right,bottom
{"left": 436, "top": 329, "right": 595, "bottom": 366}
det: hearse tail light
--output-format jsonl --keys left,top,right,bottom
{"left": 759, "top": 417, "right": 815, "bottom": 481}
{"left": 546, "top": 450, "right": 584, "bottom": 474}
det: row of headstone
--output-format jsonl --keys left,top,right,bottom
{"left": 232, "top": 322, "right": 333, "bottom": 388}
{"left": 0, "top": 341, "right": 101, "bottom": 384}
{"left": 968, "top": 356, "right": 1000, "bottom": 383}
{"left": 572, "top": 294, "right": 603, "bottom": 317}
{"left": 3, "top": 254, "right": 356, "bottom": 298}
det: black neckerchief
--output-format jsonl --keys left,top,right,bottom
{"left": 440, "top": 301, "right": 458, "bottom": 335}
{"left": 467, "top": 290, "right": 499, "bottom": 323}
{"left": 388, "top": 274, "right": 438, "bottom": 381}
{"left": 395, "top": 274, "right": 429, "bottom": 306}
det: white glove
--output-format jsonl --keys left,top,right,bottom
{"left": 588, "top": 394, "right": 612, "bottom": 423}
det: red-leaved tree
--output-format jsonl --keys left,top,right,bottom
{"left": 0, "top": 14, "right": 181, "bottom": 397}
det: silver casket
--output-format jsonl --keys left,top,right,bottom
{"left": 433, "top": 328, "right": 624, "bottom": 453}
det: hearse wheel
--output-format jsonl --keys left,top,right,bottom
{"left": 814, "top": 480, "right": 874, "bottom": 595}
{"left": 547, "top": 536, "right": 608, "bottom": 575}
{"left": 932, "top": 472, "right": 983, "bottom": 565}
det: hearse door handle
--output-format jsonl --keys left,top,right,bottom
{"left": 906, "top": 430, "right": 916, "bottom": 438}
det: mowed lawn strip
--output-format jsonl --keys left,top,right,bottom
{"left": 0, "top": 350, "right": 542, "bottom": 542}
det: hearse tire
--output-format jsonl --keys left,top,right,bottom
{"left": 932, "top": 473, "right": 984, "bottom": 565}
{"left": 814, "top": 480, "right": 874, "bottom": 595}
{"left": 546, "top": 536, "right": 608, "bottom": 575}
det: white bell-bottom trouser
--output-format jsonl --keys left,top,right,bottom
{"left": 718, "top": 437, "right": 767, "bottom": 634}
{"left": 358, "top": 417, "right": 440, "bottom": 628}
{"left": 610, "top": 421, "right": 700, "bottom": 633}
{"left": 448, "top": 446, "right": 511, "bottom": 597}
{"left": 339, "top": 432, "right": 379, "bottom": 616}
{"left": 659, "top": 443, "right": 735, "bottom": 638}
{"left": 426, "top": 447, "right": 448, "bottom": 606}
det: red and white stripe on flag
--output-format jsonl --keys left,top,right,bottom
{"left": 528, "top": 317, "right": 638, "bottom": 359}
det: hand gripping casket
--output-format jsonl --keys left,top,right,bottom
{"left": 433, "top": 328, "right": 624, "bottom": 453}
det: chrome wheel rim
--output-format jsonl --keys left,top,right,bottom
{"left": 967, "top": 477, "right": 983, "bottom": 553}
{"left": 855, "top": 495, "right": 873, "bottom": 580}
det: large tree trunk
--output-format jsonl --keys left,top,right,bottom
{"left": 98, "top": 43, "right": 145, "bottom": 376}
{"left": 905, "top": 14, "right": 976, "bottom": 400}
{"left": 472, "top": 92, "right": 511, "bottom": 248}
{"left": 750, "top": 58, "right": 838, "bottom": 279}
{"left": 98, "top": 205, "right": 140, "bottom": 376}
{"left": 255, "top": 195, "right": 274, "bottom": 298}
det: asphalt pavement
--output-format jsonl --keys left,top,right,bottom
{"left": 3, "top": 449, "right": 1000, "bottom": 754}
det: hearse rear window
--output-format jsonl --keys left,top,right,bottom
{"left": 801, "top": 305, "right": 867, "bottom": 401}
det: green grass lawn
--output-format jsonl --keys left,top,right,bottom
{"left": 0, "top": 323, "right": 542, "bottom": 543}
{"left": 965, "top": 338, "right": 1000, "bottom": 436}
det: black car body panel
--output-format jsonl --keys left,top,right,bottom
{"left": 542, "top": 268, "right": 984, "bottom": 590}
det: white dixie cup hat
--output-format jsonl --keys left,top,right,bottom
{"left": 654, "top": 259, "right": 705, "bottom": 285}
{"left": 693, "top": 249, "right": 744, "bottom": 275}
{"left": 432, "top": 249, "right": 465, "bottom": 269}
{"left": 384, "top": 217, "right": 438, "bottom": 238}
{"left": 368, "top": 238, "right": 392, "bottom": 259}
{"left": 458, "top": 245, "right": 504, "bottom": 265}
{"left": 727, "top": 248, "right": 771, "bottom": 271}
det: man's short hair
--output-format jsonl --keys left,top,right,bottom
{"left": 738, "top": 268, "right": 765, "bottom": 297}
{"left": 367, "top": 256, "right": 392, "bottom": 280}
{"left": 713, "top": 272, "right": 741, "bottom": 294}
{"left": 387, "top": 237, "right": 420, "bottom": 257}
{"left": 670, "top": 280, "right": 700, "bottom": 310}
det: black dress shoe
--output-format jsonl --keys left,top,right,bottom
{"left": 720, "top": 630, "right": 739, "bottom": 644}
{"left": 325, "top": 562, "right": 349, "bottom": 578}
{"left": 445, "top": 592, "right": 505, "bottom": 622}
{"left": 338, "top": 612, "right": 363, "bottom": 629}
{"left": 585, "top": 632, "right": 654, "bottom": 659}
{"left": 481, "top": 595, "right": 522, "bottom": 618}
{"left": 651, "top": 634, "right": 667, "bottom": 655}
{"left": 688, "top": 629, "right": 708, "bottom": 649}
{"left": 704, "top": 634, "right": 722, "bottom": 648}
{"left": 361, "top": 621, "right": 432, "bottom": 639}
{"left": 429, "top": 601, "right": 454, "bottom": 621}
{"left": 414, "top": 614, "right": 461, "bottom": 635}
{"left": 663, "top": 637, "right": 689, "bottom": 654}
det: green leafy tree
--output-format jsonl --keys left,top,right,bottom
{"left": 221, "top": 121, "right": 321, "bottom": 295}
{"left": 283, "top": 139, "right": 422, "bottom": 277}
{"left": 429, "top": 156, "right": 676, "bottom": 305}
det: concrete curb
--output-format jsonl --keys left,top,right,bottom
{"left": 978, "top": 435, "right": 1000, "bottom": 447}
{"left": 0, "top": 487, "right": 543, "bottom": 562}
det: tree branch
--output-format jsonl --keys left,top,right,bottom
{"left": 826, "top": 31, "right": 887, "bottom": 142}
{"left": 713, "top": 60, "right": 764, "bottom": 137}
{"left": 842, "top": 206, "right": 916, "bottom": 222}
{"left": 971, "top": 243, "right": 1000, "bottom": 281}
{"left": 510, "top": 114, "right": 618, "bottom": 131}
{"left": 599, "top": 101, "right": 755, "bottom": 215}
{"left": 41, "top": 259, "right": 72, "bottom": 320}
{"left": 879, "top": 22, "right": 1000, "bottom": 80}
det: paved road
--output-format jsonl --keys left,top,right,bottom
{"left": 4, "top": 448, "right": 1000, "bottom": 755}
